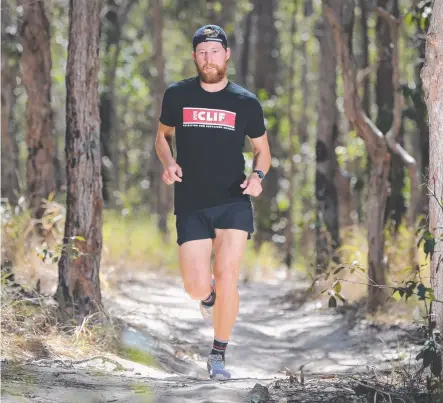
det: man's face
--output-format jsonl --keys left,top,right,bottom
{"left": 193, "top": 42, "right": 230, "bottom": 84}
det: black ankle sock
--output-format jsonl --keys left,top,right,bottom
{"left": 201, "top": 287, "right": 215, "bottom": 307}
{"left": 211, "top": 338, "right": 228, "bottom": 359}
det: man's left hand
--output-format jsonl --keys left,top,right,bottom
{"left": 240, "top": 173, "right": 263, "bottom": 197}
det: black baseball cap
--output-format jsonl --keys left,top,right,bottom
{"left": 192, "top": 25, "right": 228, "bottom": 51}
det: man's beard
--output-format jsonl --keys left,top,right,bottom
{"left": 196, "top": 62, "right": 227, "bottom": 84}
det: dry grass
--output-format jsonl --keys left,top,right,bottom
{"left": 0, "top": 285, "right": 123, "bottom": 362}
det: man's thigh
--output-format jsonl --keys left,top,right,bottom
{"left": 213, "top": 229, "right": 248, "bottom": 280}
{"left": 179, "top": 239, "right": 213, "bottom": 289}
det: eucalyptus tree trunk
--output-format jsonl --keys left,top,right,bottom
{"left": 376, "top": 0, "right": 406, "bottom": 231}
{"left": 238, "top": 9, "right": 253, "bottom": 87}
{"left": 415, "top": 15, "right": 430, "bottom": 217}
{"left": 56, "top": 0, "right": 104, "bottom": 320}
{"left": 315, "top": 2, "right": 340, "bottom": 273}
{"left": 151, "top": 0, "right": 171, "bottom": 235}
{"left": 285, "top": 1, "right": 298, "bottom": 270}
{"left": 100, "top": 0, "right": 139, "bottom": 205}
{"left": 252, "top": 0, "right": 282, "bottom": 247}
{"left": 1, "top": 0, "right": 20, "bottom": 205}
{"left": 421, "top": 0, "right": 443, "bottom": 334}
{"left": 18, "top": 0, "right": 55, "bottom": 218}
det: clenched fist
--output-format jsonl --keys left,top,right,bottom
{"left": 162, "top": 162, "right": 183, "bottom": 185}
{"left": 240, "top": 173, "right": 263, "bottom": 197}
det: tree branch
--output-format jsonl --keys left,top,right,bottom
{"left": 323, "top": 1, "right": 386, "bottom": 158}
{"left": 356, "top": 62, "right": 378, "bottom": 86}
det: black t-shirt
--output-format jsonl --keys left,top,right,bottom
{"left": 159, "top": 77, "right": 266, "bottom": 216}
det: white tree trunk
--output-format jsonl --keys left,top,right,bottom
{"left": 421, "top": 0, "right": 443, "bottom": 333}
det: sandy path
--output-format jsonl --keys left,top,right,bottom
{"left": 1, "top": 270, "right": 416, "bottom": 402}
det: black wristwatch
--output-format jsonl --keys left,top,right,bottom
{"left": 253, "top": 169, "right": 265, "bottom": 181}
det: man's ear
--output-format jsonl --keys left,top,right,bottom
{"left": 226, "top": 47, "right": 231, "bottom": 61}
{"left": 192, "top": 51, "right": 196, "bottom": 61}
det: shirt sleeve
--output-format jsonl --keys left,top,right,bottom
{"left": 159, "top": 85, "right": 176, "bottom": 127}
{"left": 245, "top": 97, "right": 266, "bottom": 138}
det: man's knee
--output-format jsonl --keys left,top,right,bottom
{"left": 214, "top": 265, "right": 239, "bottom": 288}
{"left": 183, "top": 279, "right": 211, "bottom": 300}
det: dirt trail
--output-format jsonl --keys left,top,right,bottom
{"left": 1, "top": 270, "right": 418, "bottom": 402}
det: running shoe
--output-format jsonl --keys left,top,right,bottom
{"left": 207, "top": 353, "right": 231, "bottom": 380}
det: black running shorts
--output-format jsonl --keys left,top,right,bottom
{"left": 175, "top": 201, "right": 254, "bottom": 246}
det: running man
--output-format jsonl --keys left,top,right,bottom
{"left": 155, "top": 24, "right": 271, "bottom": 380}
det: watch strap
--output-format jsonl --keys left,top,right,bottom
{"left": 253, "top": 169, "right": 265, "bottom": 180}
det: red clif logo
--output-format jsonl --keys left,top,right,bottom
{"left": 183, "top": 107, "right": 236, "bottom": 130}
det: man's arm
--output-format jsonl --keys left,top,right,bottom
{"left": 249, "top": 132, "right": 271, "bottom": 176}
{"left": 155, "top": 122, "right": 182, "bottom": 184}
{"left": 241, "top": 132, "right": 271, "bottom": 196}
{"left": 155, "top": 122, "right": 175, "bottom": 167}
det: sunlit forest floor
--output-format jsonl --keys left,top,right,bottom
{"left": 1, "top": 206, "right": 440, "bottom": 402}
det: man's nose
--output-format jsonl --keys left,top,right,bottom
{"left": 205, "top": 52, "right": 214, "bottom": 63}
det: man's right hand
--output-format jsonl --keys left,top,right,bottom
{"left": 162, "top": 162, "right": 183, "bottom": 185}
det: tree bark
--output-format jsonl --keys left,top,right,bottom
{"left": 335, "top": 169, "right": 354, "bottom": 227}
{"left": 238, "top": 9, "right": 253, "bottom": 87}
{"left": 376, "top": 0, "right": 395, "bottom": 134}
{"left": 415, "top": 21, "right": 430, "bottom": 217}
{"left": 56, "top": 0, "right": 104, "bottom": 320}
{"left": 351, "top": 0, "right": 371, "bottom": 226}
{"left": 299, "top": 2, "right": 312, "bottom": 222}
{"left": 99, "top": 1, "right": 119, "bottom": 205}
{"left": 1, "top": 0, "right": 20, "bottom": 205}
{"left": 253, "top": 0, "right": 278, "bottom": 97}
{"left": 315, "top": 2, "right": 340, "bottom": 273}
{"left": 381, "top": 7, "right": 420, "bottom": 260}
{"left": 376, "top": 0, "right": 406, "bottom": 231}
{"left": 1, "top": 63, "right": 20, "bottom": 205}
{"left": 421, "top": 0, "right": 443, "bottom": 334}
{"left": 252, "top": 0, "right": 283, "bottom": 248}
{"left": 18, "top": 0, "right": 55, "bottom": 219}
{"left": 100, "top": 0, "right": 138, "bottom": 205}
{"left": 360, "top": 0, "right": 371, "bottom": 116}
{"left": 151, "top": 0, "right": 171, "bottom": 235}
{"left": 284, "top": 1, "right": 297, "bottom": 270}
